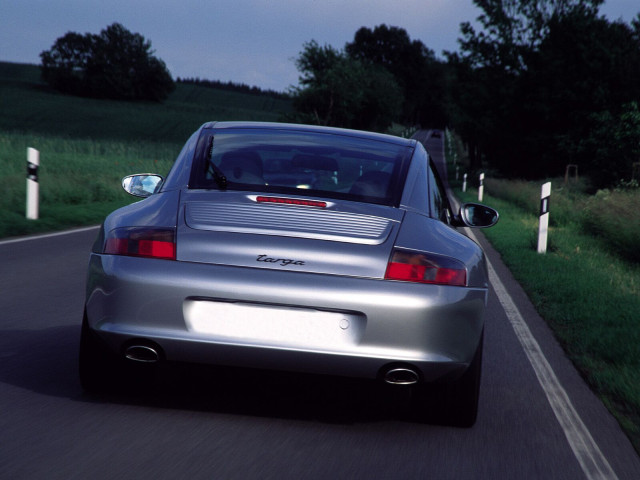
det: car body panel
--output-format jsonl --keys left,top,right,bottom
{"left": 85, "top": 253, "right": 486, "bottom": 382}
{"left": 84, "top": 122, "right": 494, "bottom": 392}
{"left": 176, "top": 189, "right": 404, "bottom": 278}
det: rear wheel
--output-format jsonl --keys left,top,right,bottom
{"left": 410, "top": 331, "right": 483, "bottom": 427}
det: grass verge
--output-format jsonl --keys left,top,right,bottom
{"left": 0, "top": 131, "right": 179, "bottom": 238}
{"left": 458, "top": 187, "right": 640, "bottom": 452}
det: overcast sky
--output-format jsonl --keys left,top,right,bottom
{"left": 1, "top": 0, "right": 638, "bottom": 92}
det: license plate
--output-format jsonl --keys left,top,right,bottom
{"left": 183, "top": 299, "right": 365, "bottom": 350}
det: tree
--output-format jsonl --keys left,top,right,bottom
{"left": 518, "top": 11, "right": 640, "bottom": 180}
{"left": 448, "top": 0, "right": 640, "bottom": 185}
{"left": 291, "top": 41, "right": 403, "bottom": 131}
{"left": 40, "top": 32, "right": 95, "bottom": 96}
{"left": 346, "top": 25, "right": 448, "bottom": 127}
{"left": 457, "top": 0, "right": 603, "bottom": 72}
{"left": 576, "top": 103, "right": 640, "bottom": 187}
{"left": 40, "top": 23, "right": 175, "bottom": 101}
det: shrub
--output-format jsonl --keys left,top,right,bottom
{"left": 583, "top": 189, "right": 640, "bottom": 263}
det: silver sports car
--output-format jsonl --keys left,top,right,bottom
{"left": 80, "top": 122, "right": 498, "bottom": 426}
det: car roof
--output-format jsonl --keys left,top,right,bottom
{"left": 201, "top": 121, "right": 417, "bottom": 148}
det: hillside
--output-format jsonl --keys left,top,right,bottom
{"left": 0, "top": 62, "right": 293, "bottom": 143}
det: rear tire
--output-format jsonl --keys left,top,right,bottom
{"left": 411, "top": 331, "right": 483, "bottom": 427}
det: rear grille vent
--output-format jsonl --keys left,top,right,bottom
{"left": 185, "top": 203, "right": 395, "bottom": 244}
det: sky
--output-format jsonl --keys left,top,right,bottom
{"left": 1, "top": 0, "right": 638, "bottom": 92}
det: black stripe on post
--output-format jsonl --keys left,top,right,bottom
{"left": 27, "top": 162, "right": 39, "bottom": 182}
{"left": 540, "top": 196, "right": 550, "bottom": 216}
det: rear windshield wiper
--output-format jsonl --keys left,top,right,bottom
{"left": 207, "top": 136, "right": 227, "bottom": 190}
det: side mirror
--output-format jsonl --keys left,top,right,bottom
{"left": 455, "top": 203, "right": 499, "bottom": 228}
{"left": 122, "top": 174, "right": 164, "bottom": 198}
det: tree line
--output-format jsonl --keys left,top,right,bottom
{"left": 40, "top": 2, "right": 640, "bottom": 187}
{"left": 449, "top": 0, "right": 640, "bottom": 187}
{"left": 290, "top": 1, "right": 640, "bottom": 188}
{"left": 176, "top": 77, "right": 289, "bottom": 100}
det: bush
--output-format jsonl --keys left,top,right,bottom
{"left": 485, "top": 176, "right": 591, "bottom": 228}
{"left": 583, "top": 189, "right": 640, "bottom": 263}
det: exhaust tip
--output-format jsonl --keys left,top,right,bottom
{"left": 384, "top": 367, "right": 419, "bottom": 385}
{"left": 125, "top": 345, "right": 160, "bottom": 363}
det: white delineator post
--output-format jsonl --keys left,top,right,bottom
{"left": 478, "top": 172, "right": 484, "bottom": 202}
{"left": 26, "top": 147, "right": 40, "bottom": 220}
{"left": 538, "top": 182, "right": 551, "bottom": 254}
{"left": 462, "top": 173, "right": 467, "bottom": 192}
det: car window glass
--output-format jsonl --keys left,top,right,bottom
{"left": 428, "top": 163, "right": 449, "bottom": 223}
{"left": 191, "top": 129, "right": 413, "bottom": 207}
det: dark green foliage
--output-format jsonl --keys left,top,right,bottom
{"left": 575, "top": 103, "right": 640, "bottom": 187}
{"left": 40, "top": 23, "right": 175, "bottom": 101}
{"left": 290, "top": 41, "right": 403, "bottom": 132}
{"left": 345, "top": 25, "right": 449, "bottom": 127}
{"left": 449, "top": 0, "right": 640, "bottom": 187}
{"left": 516, "top": 12, "right": 640, "bottom": 181}
{"left": 291, "top": 25, "right": 451, "bottom": 132}
{"left": 177, "top": 77, "right": 289, "bottom": 100}
{"left": 582, "top": 188, "right": 640, "bottom": 263}
{"left": 0, "top": 62, "right": 292, "bottom": 144}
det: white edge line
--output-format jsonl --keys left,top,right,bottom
{"left": 465, "top": 228, "right": 618, "bottom": 480}
{"left": 0, "top": 225, "right": 100, "bottom": 246}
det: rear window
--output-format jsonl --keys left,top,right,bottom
{"left": 189, "top": 128, "right": 413, "bottom": 206}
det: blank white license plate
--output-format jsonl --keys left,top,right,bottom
{"left": 183, "top": 299, "right": 365, "bottom": 350}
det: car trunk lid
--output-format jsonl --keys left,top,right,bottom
{"left": 176, "top": 191, "right": 403, "bottom": 278}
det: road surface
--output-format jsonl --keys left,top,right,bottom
{"left": 1, "top": 135, "right": 639, "bottom": 478}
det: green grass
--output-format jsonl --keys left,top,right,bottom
{"left": 0, "top": 131, "right": 179, "bottom": 238}
{"left": 0, "top": 61, "right": 294, "bottom": 238}
{"left": 458, "top": 185, "right": 640, "bottom": 452}
{"left": 0, "top": 62, "right": 293, "bottom": 144}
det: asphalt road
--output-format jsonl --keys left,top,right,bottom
{"left": 1, "top": 136, "right": 639, "bottom": 478}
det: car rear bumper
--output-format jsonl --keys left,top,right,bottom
{"left": 85, "top": 254, "right": 487, "bottom": 383}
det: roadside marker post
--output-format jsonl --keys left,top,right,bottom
{"left": 538, "top": 182, "right": 551, "bottom": 254}
{"left": 26, "top": 148, "right": 40, "bottom": 220}
{"left": 462, "top": 173, "right": 467, "bottom": 192}
{"left": 478, "top": 173, "right": 484, "bottom": 202}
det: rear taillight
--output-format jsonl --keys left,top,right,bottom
{"left": 104, "top": 227, "right": 176, "bottom": 260}
{"left": 385, "top": 249, "right": 466, "bottom": 286}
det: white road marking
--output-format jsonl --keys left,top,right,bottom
{"left": 466, "top": 228, "right": 618, "bottom": 480}
{"left": 0, "top": 225, "right": 100, "bottom": 246}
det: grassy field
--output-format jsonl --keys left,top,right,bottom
{"left": 0, "top": 61, "right": 293, "bottom": 238}
{"left": 0, "top": 62, "right": 292, "bottom": 144}
{"left": 456, "top": 178, "right": 640, "bottom": 452}
{"left": 0, "top": 132, "right": 180, "bottom": 238}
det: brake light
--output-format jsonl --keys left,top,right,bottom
{"left": 256, "top": 196, "right": 327, "bottom": 208}
{"left": 104, "top": 227, "right": 176, "bottom": 260}
{"left": 385, "top": 249, "right": 466, "bottom": 286}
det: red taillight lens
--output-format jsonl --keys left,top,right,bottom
{"left": 385, "top": 249, "right": 467, "bottom": 286}
{"left": 104, "top": 227, "right": 176, "bottom": 260}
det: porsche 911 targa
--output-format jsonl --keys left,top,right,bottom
{"left": 80, "top": 122, "right": 498, "bottom": 427}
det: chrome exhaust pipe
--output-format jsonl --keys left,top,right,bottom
{"left": 384, "top": 367, "right": 419, "bottom": 385}
{"left": 125, "top": 345, "right": 160, "bottom": 363}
